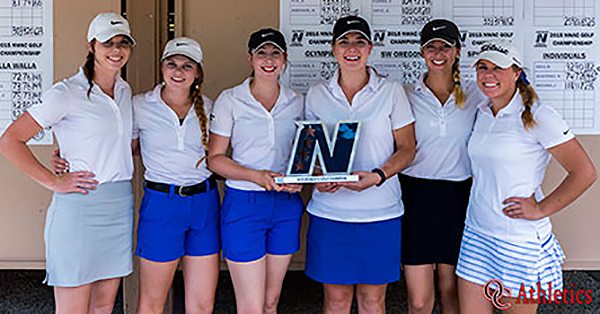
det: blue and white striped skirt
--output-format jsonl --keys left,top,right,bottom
{"left": 456, "top": 226, "right": 564, "bottom": 299}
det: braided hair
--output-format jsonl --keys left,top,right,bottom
{"left": 192, "top": 66, "right": 210, "bottom": 167}
{"left": 83, "top": 41, "right": 96, "bottom": 97}
{"left": 516, "top": 69, "right": 538, "bottom": 129}
{"left": 452, "top": 58, "right": 465, "bottom": 108}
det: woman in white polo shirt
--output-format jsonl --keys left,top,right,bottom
{"left": 207, "top": 28, "right": 304, "bottom": 313}
{"left": 304, "top": 16, "right": 416, "bottom": 313}
{"left": 132, "top": 37, "right": 220, "bottom": 314}
{"left": 456, "top": 40, "right": 596, "bottom": 313}
{"left": 0, "top": 13, "right": 135, "bottom": 313}
{"left": 400, "top": 19, "right": 485, "bottom": 314}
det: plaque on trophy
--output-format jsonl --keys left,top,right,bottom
{"left": 275, "top": 121, "right": 361, "bottom": 184}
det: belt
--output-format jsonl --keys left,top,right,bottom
{"left": 144, "top": 176, "right": 216, "bottom": 197}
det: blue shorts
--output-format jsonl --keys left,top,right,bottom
{"left": 305, "top": 214, "right": 401, "bottom": 285}
{"left": 135, "top": 181, "right": 220, "bottom": 262}
{"left": 221, "top": 187, "right": 304, "bottom": 262}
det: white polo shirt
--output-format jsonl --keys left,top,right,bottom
{"left": 466, "top": 93, "right": 574, "bottom": 242}
{"left": 305, "top": 67, "right": 415, "bottom": 223}
{"left": 210, "top": 78, "right": 304, "bottom": 191}
{"left": 133, "top": 84, "right": 213, "bottom": 186}
{"left": 27, "top": 68, "right": 133, "bottom": 184}
{"left": 402, "top": 75, "right": 485, "bottom": 181}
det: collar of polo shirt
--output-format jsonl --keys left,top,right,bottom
{"left": 479, "top": 91, "right": 524, "bottom": 116}
{"left": 231, "top": 77, "right": 297, "bottom": 106}
{"left": 326, "top": 66, "right": 384, "bottom": 93}
{"left": 75, "top": 67, "right": 128, "bottom": 93}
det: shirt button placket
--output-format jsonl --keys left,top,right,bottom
{"left": 267, "top": 115, "right": 276, "bottom": 167}
{"left": 438, "top": 107, "right": 447, "bottom": 137}
{"left": 108, "top": 96, "right": 124, "bottom": 137}
{"left": 176, "top": 124, "right": 185, "bottom": 151}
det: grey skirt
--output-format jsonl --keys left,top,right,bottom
{"left": 44, "top": 181, "right": 134, "bottom": 287}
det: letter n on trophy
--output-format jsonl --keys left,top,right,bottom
{"left": 275, "top": 121, "right": 360, "bottom": 184}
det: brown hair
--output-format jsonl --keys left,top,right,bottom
{"left": 516, "top": 70, "right": 538, "bottom": 129}
{"left": 192, "top": 66, "right": 210, "bottom": 167}
{"left": 83, "top": 41, "right": 96, "bottom": 98}
{"left": 452, "top": 58, "right": 465, "bottom": 108}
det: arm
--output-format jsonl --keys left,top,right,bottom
{"left": 503, "top": 138, "right": 597, "bottom": 219}
{"left": 206, "top": 133, "right": 283, "bottom": 192}
{"left": 131, "top": 138, "right": 140, "bottom": 156}
{"left": 0, "top": 113, "right": 97, "bottom": 193}
{"left": 341, "top": 122, "right": 416, "bottom": 191}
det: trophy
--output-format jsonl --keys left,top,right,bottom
{"left": 275, "top": 120, "right": 361, "bottom": 184}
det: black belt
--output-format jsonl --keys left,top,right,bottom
{"left": 144, "top": 176, "right": 216, "bottom": 197}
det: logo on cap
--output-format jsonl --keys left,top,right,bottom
{"left": 110, "top": 20, "right": 123, "bottom": 25}
{"left": 481, "top": 43, "right": 509, "bottom": 55}
{"left": 347, "top": 19, "right": 360, "bottom": 24}
{"left": 262, "top": 32, "right": 274, "bottom": 38}
{"left": 432, "top": 26, "right": 447, "bottom": 31}
{"left": 175, "top": 42, "right": 189, "bottom": 47}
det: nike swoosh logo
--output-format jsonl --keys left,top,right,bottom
{"left": 563, "top": 129, "right": 570, "bottom": 135}
{"left": 110, "top": 21, "right": 123, "bottom": 25}
{"left": 348, "top": 20, "right": 360, "bottom": 24}
{"left": 175, "top": 43, "right": 188, "bottom": 47}
{"left": 432, "top": 26, "right": 446, "bottom": 31}
{"left": 262, "top": 32, "right": 274, "bottom": 38}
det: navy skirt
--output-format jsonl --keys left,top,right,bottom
{"left": 399, "top": 174, "right": 471, "bottom": 265}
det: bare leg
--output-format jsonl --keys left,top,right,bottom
{"left": 182, "top": 254, "right": 219, "bottom": 314}
{"left": 457, "top": 278, "right": 493, "bottom": 314}
{"left": 437, "top": 264, "right": 459, "bottom": 314}
{"left": 54, "top": 284, "right": 92, "bottom": 314}
{"left": 88, "top": 278, "right": 121, "bottom": 314}
{"left": 137, "top": 258, "right": 179, "bottom": 314}
{"left": 323, "top": 284, "right": 354, "bottom": 314}
{"left": 504, "top": 298, "right": 538, "bottom": 314}
{"left": 404, "top": 264, "right": 435, "bottom": 314}
{"left": 356, "top": 284, "right": 387, "bottom": 314}
{"left": 227, "top": 256, "right": 267, "bottom": 314}
{"left": 264, "top": 254, "right": 293, "bottom": 314}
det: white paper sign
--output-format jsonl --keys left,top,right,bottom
{"left": 281, "top": 0, "right": 600, "bottom": 134}
{"left": 0, "top": 0, "right": 53, "bottom": 144}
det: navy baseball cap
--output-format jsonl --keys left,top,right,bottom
{"left": 332, "top": 16, "right": 372, "bottom": 42}
{"left": 420, "top": 19, "right": 461, "bottom": 48}
{"left": 248, "top": 28, "right": 287, "bottom": 53}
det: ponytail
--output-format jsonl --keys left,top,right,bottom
{"left": 516, "top": 69, "right": 538, "bottom": 130}
{"left": 191, "top": 67, "right": 210, "bottom": 167}
{"left": 83, "top": 42, "right": 96, "bottom": 98}
{"left": 452, "top": 59, "right": 465, "bottom": 108}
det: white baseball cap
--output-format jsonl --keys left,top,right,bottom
{"left": 473, "top": 39, "right": 522, "bottom": 69}
{"left": 161, "top": 37, "right": 203, "bottom": 64}
{"left": 87, "top": 12, "right": 136, "bottom": 45}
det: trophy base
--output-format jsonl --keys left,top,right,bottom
{"left": 275, "top": 175, "right": 359, "bottom": 184}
